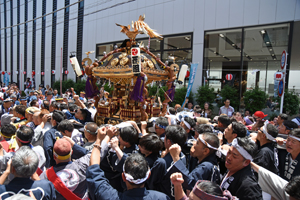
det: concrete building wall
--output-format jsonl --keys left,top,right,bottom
{"left": 0, "top": 0, "right": 299, "bottom": 92}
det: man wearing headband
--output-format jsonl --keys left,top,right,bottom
{"left": 0, "top": 125, "right": 46, "bottom": 181}
{"left": 15, "top": 125, "right": 46, "bottom": 171}
{"left": 25, "top": 107, "right": 41, "bottom": 131}
{"left": 277, "top": 113, "right": 288, "bottom": 127}
{"left": 43, "top": 110, "right": 65, "bottom": 168}
{"left": 0, "top": 146, "right": 55, "bottom": 199}
{"left": 100, "top": 126, "right": 139, "bottom": 192}
{"left": 82, "top": 122, "right": 99, "bottom": 150}
{"left": 87, "top": 151, "right": 170, "bottom": 199}
{"left": 253, "top": 123, "right": 279, "bottom": 199}
{"left": 180, "top": 116, "right": 196, "bottom": 141}
{"left": 168, "top": 132, "right": 221, "bottom": 191}
{"left": 148, "top": 125, "right": 186, "bottom": 199}
{"left": 49, "top": 101, "right": 59, "bottom": 113}
{"left": 170, "top": 173, "right": 237, "bottom": 200}
{"left": 214, "top": 115, "right": 231, "bottom": 134}
{"left": 223, "top": 122, "right": 247, "bottom": 145}
{"left": 253, "top": 123, "right": 279, "bottom": 174}
{"left": 278, "top": 129, "right": 300, "bottom": 181}
{"left": 166, "top": 107, "right": 177, "bottom": 125}
{"left": 11, "top": 105, "right": 27, "bottom": 125}
{"left": 221, "top": 137, "right": 263, "bottom": 199}
{"left": 44, "top": 116, "right": 90, "bottom": 169}
{"left": 40, "top": 138, "right": 90, "bottom": 200}
{"left": 0, "top": 124, "right": 16, "bottom": 152}
{"left": 57, "top": 119, "right": 84, "bottom": 147}
{"left": 19, "top": 96, "right": 28, "bottom": 107}
{"left": 278, "top": 120, "right": 298, "bottom": 136}
{"left": 180, "top": 116, "right": 196, "bottom": 164}
{"left": 154, "top": 117, "right": 169, "bottom": 141}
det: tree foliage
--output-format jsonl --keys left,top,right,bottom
{"left": 195, "top": 85, "right": 215, "bottom": 110}
{"left": 274, "top": 90, "right": 300, "bottom": 115}
{"left": 218, "top": 85, "right": 239, "bottom": 110}
{"left": 170, "top": 87, "right": 194, "bottom": 107}
{"left": 53, "top": 79, "right": 88, "bottom": 95}
{"left": 73, "top": 79, "right": 86, "bottom": 95}
{"left": 147, "top": 84, "right": 168, "bottom": 102}
{"left": 53, "top": 79, "right": 76, "bottom": 94}
{"left": 243, "top": 88, "right": 268, "bottom": 114}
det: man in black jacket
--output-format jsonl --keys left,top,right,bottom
{"left": 221, "top": 137, "right": 262, "bottom": 200}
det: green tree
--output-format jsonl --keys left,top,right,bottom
{"left": 243, "top": 88, "right": 268, "bottom": 114}
{"left": 218, "top": 85, "right": 239, "bottom": 110}
{"left": 274, "top": 90, "right": 300, "bottom": 115}
{"left": 53, "top": 79, "right": 76, "bottom": 94}
{"left": 195, "top": 85, "right": 215, "bottom": 109}
{"left": 170, "top": 87, "right": 194, "bottom": 107}
{"left": 73, "top": 79, "right": 86, "bottom": 94}
{"left": 147, "top": 84, "right": 167, "bottom": 102}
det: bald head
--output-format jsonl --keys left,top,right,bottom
{"left": 32, "top": 111, "right": 41, "bottom": 126}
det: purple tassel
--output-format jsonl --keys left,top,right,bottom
{"left": 130, "top": 76, "right": 145, "bottom": 102}
{"left": 85, "top": 76, "right": 100, "bottom": 98}
{"left": 167, "top": 83, "right": 175, "bottom": 101}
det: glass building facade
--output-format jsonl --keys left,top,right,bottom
{"left": 203, "top": 22, "right": 292, "bottom": 101}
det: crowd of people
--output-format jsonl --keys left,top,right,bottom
{"left": 0, "top": 82, "right": 299, "bottom": 200}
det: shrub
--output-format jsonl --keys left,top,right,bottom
{"left": 147, "top": 84, "right": 168, "bottom": 102}
{"left": 274, "top": 90, "right": 300, "bottom": 115}
{"left": 53, "top": 79, "right": 88, "bottom": 95}
{"left": 170, "top": 87, "right": 194, "bottom": 107}
{"left": 218, "top": 85, "right": 239, "bottom": 110}
{"left": 53, "top": 79, "right": 76, "bottom": 94}
{"left": 73, "top": 79, "right": 86, "bottom": 94}
{"left": 195, "top": 85, "right": 215, "bottom": 110}
{"left": 243, "top": 88, "right": 268, "bottom": 114}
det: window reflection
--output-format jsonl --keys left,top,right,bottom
{"left": 164, "top": 35, "right": 191, "bottom": 50}
{"left": 203, "top": 23, "right": 290, "bottom": 101}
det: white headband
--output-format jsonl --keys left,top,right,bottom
{"left": 198, "top": 135, "right": 218, "bottom": 151}
{"left": 198, "top": 134, "right": 222, "bottom": 158}
{"left": 182, "top": 118, "right": 191, "bottom": 129}
{"left": 262, "top": 120, "right": 275, "bottom": 141}
{"left": 289, "top": 135, "right": 300, "bottom": 142}
{"left": 232, "top": 138, "right": 253, "bottom": 161}
{"left": 123, "top": 165, "right": 150, "bottom": 184}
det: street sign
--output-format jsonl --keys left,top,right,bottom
{"left": 278, "top": 80, "right": 284, "bottom": 97}
{"left": 274, "top": 72, "right": 283, "bottom": 81}
{"left": 281, "top": 50, "right": 287, "bottom": 70}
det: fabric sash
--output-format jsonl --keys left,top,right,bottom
{"left": 284, "top": 153, "right": 298, "bottom": 181}
{"left": 36, "top": 167, "right": 43, "bottom": 176}
{"left": 0, "top": 139, "right": 13, "bottom": 152}
{"left": 46, "top": 167, "right": 82, "bottom": 200}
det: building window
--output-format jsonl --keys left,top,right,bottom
{"left": 51, "top": 0, "right": 57, "bottom": 86}
{"left": 63, "top": 0, "right": 70, "bottom": 81}
{"left": 24, "top": 0, "right": 28, "bottom": 85}
{"left": 32, "top": 0, "right": 36, "bottom": 87}
{"left": 203, "top": 23, "right": 291, "bottom": 101}
{"left": 41, "top": 0, "right": 46, "bottom": 85}
{"left": 76, "top": 1, "right": 84, "bottom": 83}
{"left": 10, "top": 0, "right": 13, "bottom": 82}
{"left": 17, "top": 0, "right": 20, "bottom": 87}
